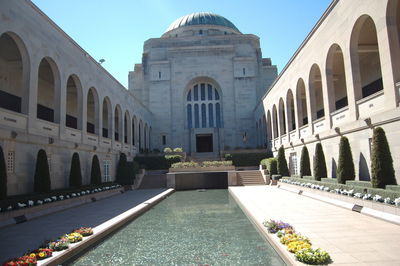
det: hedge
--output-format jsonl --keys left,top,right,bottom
{"left": 261, "top": 158, "right": 278, "bottom": 176}
{"left": 134, "top": 155, "right": 180, "bottom": 170}
{"left": 386, "top": 185, "right": 400, "bottom": 192}
{"left": 0, "top": 146, "right": 7, "bottom": 199}
{"left": 33, "top": 149, "right": 51, "bottom": 193}
{"left": 116, "top": 153, "right": 129, "bottom": 185}
{"left": 345, "top": 180, "right": 372, "bottom": 188}
{"left": 126, "top": 161, "right": 140, "bottom": 185}
{"left": 69, "top": 152, "right": 82, "bottom": 188}
{"left": 226, "top": 152, "right": 270, "bottom": 167}
{"left": 320, "top": 178, "right": 338, "bottom": 184}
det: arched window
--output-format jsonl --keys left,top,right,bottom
{"left": 351, "top": 16, "right": 383, "bottom": 100}
{"left": 272, "top": 105, "right": 278, "bottom": 138}
{"left": 37, "top": 58, "right": 59, "bottom": 123}
{"left": 124, "top": 111, "right": 130, "bottom": 144}
{"left": 114, "top": 105, "right": 122, "bottom": 141}
{"left": 309, "top": 64, "right": 325, "bottom": 120}
{"left": 66, "top": 75, "right": 82, "bottom": 129}
{"left": 286, "top": 90, "right": 296, "bottom": 131}
{"left": 132, "top": 116, "right": 137, "bottom": 145}
{"left": 278, "top": 98, "right": 286, "bottom": 135}
{"left": 102, "top": 97, "right": 111, "bottom": 138}
{"left": 296, "top": 79, "right": 308, "bottom": 126}
{"left": 326, "top": 44, "right": 348, "bottom": 111}
{"left": 186, "top": 82, "right": 222, "bottom": 128}
{"left": 0, "top": 32, "right": 29, "bottom": 114}
{"left": 87, "top": 88, "right": 99, "bottom": 134}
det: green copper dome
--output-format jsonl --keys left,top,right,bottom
{"left": 165, "top": 12, "right": 240, "bottom": 33}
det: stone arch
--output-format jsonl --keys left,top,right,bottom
{"left": 66, "top": 74, "right": 83, "bottom": 129}
{"left": 296, "top": 78, "right": 308, "bottom": 127}
{"left": 139, "top": 120, "right": 143, "bottom": 151}
{"left": 278, "top": 98, "right": 286, "bottom": 135}
{"left": 132, "top": 115, "right": 137, "bottom": 146}
{"left": 124, "top": 111, "right": 131, "bottom": 144}
{"left": 272, "top": 104, "right": 278, "bottom": 138}
{"left": 144, "top": 123, "right": 148, "bottom": 150}
{"left": 286, "top": 89, "right": 296, "bottom": 132}
{"left": 114, "top": 104, "right": 122, "bottom": 141}
{"left": 266, "top": 110, "right": 272, "bottom": 144}
{"left": 86, "top": 87, "right": 99, "bottom": 134}
{"left": 37, "top": 57, "right": 61, "bottom": 123}
{"left": 102, "top": 97, "right": 112, "bottom": 138}
{"left": 309, "top": 64, "right": 325, "bottom": 121}
{"left": 350, "top": 15, "right": 383, "bottom": 101}
{"left": 0, "top": 32, "right": 30, "bottom": 115}
{"left": 326, "top": 44, "right": 348, "bottom": 111}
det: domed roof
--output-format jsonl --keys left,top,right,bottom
{"left": 165, "top": 12, "right": 239, "bottom": 33}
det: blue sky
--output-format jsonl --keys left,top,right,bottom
{"left": 31, "top": 0, "right": 332, "bottom": 88}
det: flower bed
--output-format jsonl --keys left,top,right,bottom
{"left": 0, "top": 184, "right": 122, "bottom": 213}
{"left": 280, "top": 177, "right": 400, "bottom": 207}
{"left": 263, "top": 219, "right": 331, "bottom": 265}
{"left": 2, "top": 227, "right": 93, "bottom": 265}
{"left": 171, "top": 161, "right": 233, "bottom": 169}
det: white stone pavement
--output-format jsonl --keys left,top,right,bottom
{"left": 230, "top": 186, "right": 400, "bottom": 266}
{"left": 0, "top": 189, "right": 167, "bottom": 263}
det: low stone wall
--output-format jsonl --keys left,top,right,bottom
{"left": 168, "top": 166, "right": 235, "bottom": 172}
{"left": 167, "top": 171, "right": 238, "bottom": 190}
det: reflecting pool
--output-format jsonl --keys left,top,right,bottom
{"left": 68, "top": 190, "right": 285, "bottom": 265}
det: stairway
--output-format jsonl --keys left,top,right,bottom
{"left": 138, "top": 171, "right": 167, "bottom": 189}
{"left": 237, "top": 171, "right": 265, "bottom": 186}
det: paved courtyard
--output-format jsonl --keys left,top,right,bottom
{"left": 230, "top": 186, "right": 400, "bottom": 266}
{"left": 0, "top": 189, "right": 167, "bottom": 262}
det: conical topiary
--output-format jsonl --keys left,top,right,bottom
{"left": 337, "top": 136, "right": 355, "bottom": 184}
{"left": 299, "top": 146, "right": 311, "bottom": 178}
{"left": 313, "top": 143, "right": 327, "bottom": 181}
{"left": 90, "top": 155, "right": 102, "bottom": 185}
{"left": 69, "top": 152, "right": 82, "bottom": 188}
{"left": 34, "top": 149, "right": 51, "bottom": 193}
{"left": 277, "top": 146, "right": 289, "bottom": 176}
{"left": 371, "top": 127, "right": 397, "bottom": 188}
{"left": 269, "top": 158, "right": 278, "bottom": 176}
{"left": 116, "top": 153, "right": 129, "bottom": 185}
{"left": 0, "top": 146, "right": 7, "bottom": 199}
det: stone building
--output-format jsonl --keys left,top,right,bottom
{"left": 129, "top": 12, "right": 277, "bottom": 156}
{"left": 255, "top": 0, "right": 400, "bottom": 184}
{"left": 0, "top": 1, "right": 153, "bottom": 195}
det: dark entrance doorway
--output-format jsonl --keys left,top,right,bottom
{"left": 196, "top": 134, "right": 213, "bottom": 152}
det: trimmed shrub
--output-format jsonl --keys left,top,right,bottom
{"left": 116, "top": 153, "right": 129, "bottom": 185}
{"left": 126, "top": 161, "right": 139, "bottom": 185}
{"left": 163, "top": 147, "right": 172, "bottom": 153}
{"left": 269, "top": 159, "right": 278, "bottom": 176}
{"left": 33, "top": 149, "right": 51, "bottom": 193}
{"left": 69, "top": 152, "right": 82, "bottom": 188}
{"left": 277, "top": 146, "right": 289, "bottom": 176}
{"left": 299, "top": 146, "right": 311, "bottom": 178}
{"left": 371, "top": 127, "right": 397, "bottom": 188}
{"left": 134, "top": 155, "right": 180, "bottom": 170}
{"left": 337, "top": 136, "right": 355, "bottom": 184}
{"left": 346, "top": 180, "right": 372, "bottom": 188}
{"left": 303, "top": 176, "right": 314, "bottom": 180}
{"left": 313, "top": 143, "right": 327, "bottom": 181}
{"left": 229, "top": 152, "right": 270, "bottom": 167}
{"left": 90, "top": 155, "right": 102, "bottom": 185}
{"left": 173, "top": 147, "right": 183, "bottom": 152}
{"left": 0, "top": 146, "right": 7, "bottom": 199}
{"left": 164, "top": 154, "right": 182, "bottom": 161}
{"left": 321, "top": 178, "right": 338, "bottom": 184}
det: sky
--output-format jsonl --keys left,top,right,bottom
{"left": 31, "top": 0, "right": 332, "bottom": 88}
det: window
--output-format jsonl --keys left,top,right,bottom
{"left": 243, "top": 68, "right": 246, "bottom": 76}
{"left": 7, "top": 151, "right": 14, "bottom": 174}
{"left": 158, "top": 72, "right": 161, "bottom": 79}
{"left": 187, "top": 104, "right": 193, "bottom": 128}
{"left": 103, "top": 160, "right": 111, "bottom": 182}
{"left": 201, "top": 104, "right": 207, "bottom": 128}
{"left": 199, "top": 30, "right": 203, "bottom": 35}
{"left": 162, "top": 135, "right": 166, "bottom": 145}
{"left": 289, "top": 152, "right": 298, "bottom": 175}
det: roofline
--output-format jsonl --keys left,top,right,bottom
{"left": 26, "top": 0, "right": 153, "bottom": 115}
{"left": 254, "top": 0, "right": 339, "bottom": 112}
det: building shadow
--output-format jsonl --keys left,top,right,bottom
{"left": 358, "top": 152, "right": 370, "bottom": 181}
{"left": 331, "top": 158, "right": 337, "bottom": 178}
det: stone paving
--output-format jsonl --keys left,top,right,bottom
{"left": 0, "top": 189, "right": 167, "bottom": 262}
{"left": 230, "top": 186, "right": 400, "bottom": 266}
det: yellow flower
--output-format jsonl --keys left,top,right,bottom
{"left": 39, "top": 252, "right": 45, "bottom": 257}
{"left": 30, "top": 253, "right": 36, "bottom": 258}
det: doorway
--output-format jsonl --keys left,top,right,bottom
{"left": 196, "top": 134, "right": 213, "bottom": 152}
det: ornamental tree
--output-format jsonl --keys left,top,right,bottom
{"left": 34, "top": 149, "right": 51, "bottom": 193}
{"left": 90, "top": 155, "right": 102, "bottom": 185}
{"left": 313, "top": 143, "right": 327, "bottom": 181}
{"left": 69, "top": 152, "right": 82, "bottom": 188}
{"left": 337, "top": 136, "right": 355, "bottom": 184}
{"left": 116, "top": 153, "right": 129, "bottom": 185}
{"left": 371, "top": 127, "right": 397, "bottom": 188}
{"left": 0, "top": 146, "right": 7, "bottom": 199}
{"left": 277, "top": 146, "right": 289, "bottom": 176}
{"left": 299, "top": 146, "right": 311, "bottom": 178}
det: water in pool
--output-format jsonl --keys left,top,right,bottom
{"left": 67, "top": 190, "right": 285, "bottom": 265}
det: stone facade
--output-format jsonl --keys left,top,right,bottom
{"left": 129, "top": 14, "right": 277, "bottom": 156}
{"left": 256, "top": 0, "right": 400, "bottom": 184}
{"left": 0, "top": 1, "right": 153, "bottom": 195}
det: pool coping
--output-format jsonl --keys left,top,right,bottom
{"left": 228, "top": 187, "right": 298, "bottom": 266}
{"left": 38, "top": 188, "right": 175, "bottom": 266}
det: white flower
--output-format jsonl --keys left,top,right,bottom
{"left": 354, "top": 193, "right": 363, "bottom": 198}
{"left": 37, "top": 200, "right": 43, "bottom": 205}
{"left": 324, "top": 187, "right": 330, "bottom": 191}
{"left": 44, "top": 198, "right": 52, "bottom": 203}
{"left": 18, "top": 203, "right": 26, "bottom": 208}
{"left": 363, "top": 194, "right": 372, "bottom": 200}
{"left": 372, "top": 195, "right": 383, "bottom": 202}
{"left": 51, "top": 196, "right": 57, "bottom": 201}
{"left": 28, "top": 200, "right": 34, "bottom": 206}
{"left": 81, "top": 191, "right": 86, "bottom": 195}
{"left": 394, "top": 197, "right": 400, "bottom": 207}
{"left": 59, "top": 195, "right": 64, "bottom": 200}
{"left": 71, "top": 193, "right": 76, "bottom": 197}
{"left": 66, "top": 195, "right": 70, "bottom": 199}
{"left": 7, "top": 206, "right": 12, "bottom": 210}
{"left": 77, "top": 193, "right": 80, "bottom": 196}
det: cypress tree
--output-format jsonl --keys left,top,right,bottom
{"left": 277, "top": 146, "right": 289, "bottom": 176}
{"left": 313, "top": 143, "right": 327, "bottom": 181}
{"left": 371, "top": 127, "right": 397, "bottom": 188}
{"left": 337, "top": 136, "right": 355, "bottom": 184}
{"left": 0, "top": 146, "right": 7, "bottom": 199}
{"left": 116, "top": 153, "right": 128, "bottom": 185}
{"left": 299, "top": 146, "right": 311, "bottom": 178}
{"left": 269, "top": 159, "right": 278, "bottom": 176}
{"left": 69, "top": 152, "right": 82, "bottom": 188}
{"left": 90, "top": 155, "right": 102, "bottom": 185}
{"left": 34, "top": 149, "right": 51, "bottom": 193}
